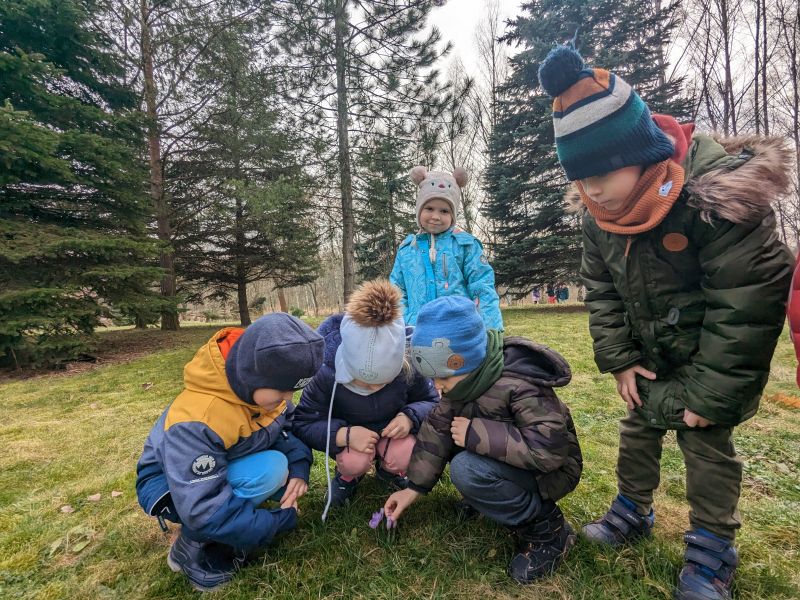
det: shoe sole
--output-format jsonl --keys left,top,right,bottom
{"left": 166, "top": 553, "right": 228, "bottom": 593}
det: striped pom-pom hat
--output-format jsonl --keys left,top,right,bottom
{"left": 538, "top": 44, "right": 674, "bottom": 181}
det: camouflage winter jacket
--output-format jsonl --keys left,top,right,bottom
{"left": 406, "top": 337, "right": 583, "bottom": 502}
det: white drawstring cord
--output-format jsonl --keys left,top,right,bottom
{"left": 321, "top": 381, "right": 338, "bottom": 522}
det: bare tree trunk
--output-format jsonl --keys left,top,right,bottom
{"left": 276, "top": 287, "right": 288, "bottom": 312}
{"left": 335, "top": 0, "right": 355, "bottom": 303}
{"left": 236, "top": 265, "right": 251, "bottom": 326}
{"left": 754, "top": 0, "right": 761, "bottom": 133}
{"left": 308, "top": 283, "right": 319, "bottom": 316}
{"left": 654, "top": 0, "right": 667, "bottom": 87}
{"left": 761, "top": 0, "right": 770, "bottom": 134}
{"left": 140, "top": 0, "right": 179, "bottom": 330}
{"left": 720, "top": 0, "right": 737, "bottom": 135}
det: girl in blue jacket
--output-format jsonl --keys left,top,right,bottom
{"left": 291, "top": 280, "right": 439, "bottom": 518}
{"left": 390, "top": 166, "right": 503, "bottom": 331}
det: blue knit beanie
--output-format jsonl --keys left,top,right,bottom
{"left": 537, "top": 44, "right": 674, "bottom": 180}
{"left": 226, "top": 313, "right": 324, "bottom": 403}
{"left": 410, "top": 296, "right": 487, "bottom": 378}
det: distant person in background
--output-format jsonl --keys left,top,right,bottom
{"left": 557, "top": 285, "right": 569, "bottom": 303}
{"left": 546, "top": 283, "right": 556, "bottom": 304}
{"left": 531, "top": 287, "right": 541, "bottom": 304}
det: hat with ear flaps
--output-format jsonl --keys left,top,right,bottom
{"left": 409, "top": 166, "right": 468, "bottom": 228}
{"left": 537, "top": 44, "right": 674, "bottom": 181}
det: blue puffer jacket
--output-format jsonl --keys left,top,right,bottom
{"left": 135, "top": 328, "right": 311, "bottom": 550}
{"left": 390, "top": 227, "right": 504, "bottom": 330}
{"left": 291, "top": 314, "right": 439, "bottom": 455}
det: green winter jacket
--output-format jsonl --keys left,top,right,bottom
{"left": 576, "top": 134, "right": 794, "bottom": 428}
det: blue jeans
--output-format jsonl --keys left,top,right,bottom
{"left": 449, "top": 451, "right": 543, "bottom": 526}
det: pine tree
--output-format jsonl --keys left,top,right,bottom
{"left": 355, "top": 133, "right": 416, "bottom": 280}
{"left": 485, "top": 0, "right": 691, "bottom": 296}
{"left": 271, "top": 0, "right": 451, "bottom": 301}
{"left": 174, "top": 16, "right": 320, "bottom": 326}
{"left": 0, "top": 0, "right": 160, "bottom": 367}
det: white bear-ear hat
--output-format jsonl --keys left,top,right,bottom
{"left": 409, "top": 166, "right": 468, "bottom": 228}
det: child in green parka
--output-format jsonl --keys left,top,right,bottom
{"left": 538, "top": 44, "right": 793, "bottom": 600}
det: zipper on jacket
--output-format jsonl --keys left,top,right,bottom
{"left": 443, "top": 254, "right": 449, "bottom": 290}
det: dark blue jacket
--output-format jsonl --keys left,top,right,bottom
{"left": 291, "top": 314, "right": 439, "bottom": 455}
{"left": 135, "top": 328, "right": 312, "bottom": 550}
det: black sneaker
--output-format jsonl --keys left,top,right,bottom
{"left": 675, "top": 529, "right": 738, "bottom": 600}
{"left": 375, "top": 467, "right": 409, "bottom": 491}
{"left": 508, "top": 502, "right": 576, "bottom": 584}
{"left": 328, "top": 471, "right": 361, "bottom": 507}
{"left": 581, "top": 495, "right": 654, "bottom": 546}
{"left": 167, "top": 531, "right": 237, "bottom": 592}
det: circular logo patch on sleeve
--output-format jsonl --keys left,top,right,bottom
{"left": 192, "top": 455, "right": 217, "bottom": 476}
{"left": 446, "top": 354, "right": 465, "bottom": 370}
{"left": 662, "top": 233, "right": 689, "bottom": 252}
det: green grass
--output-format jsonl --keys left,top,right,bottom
{"left": 1, "top": 307, "right": 798, "bottom": 599}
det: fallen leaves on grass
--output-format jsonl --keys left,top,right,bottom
{"left": 87, "top": 493, "right": 101, "bottom": 502}
{"left": 59, "top": 505, "right": 75, "bottom": 514}
{"left": 142, "top": 382, "right": 153, "bottom": 390}
{"left": 765, "top": 393, "right": 800, "bottom": 409}
{"left": 111, "top": 490, "right": 123, "bottom": 498}
{"left": 49, "top": 525, "right": 95, "bottom": 557}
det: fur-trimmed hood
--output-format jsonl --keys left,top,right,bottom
{"left": 565, "top": 134, "right": 793, "bottom": 225}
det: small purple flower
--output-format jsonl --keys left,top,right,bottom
{"left": 369, "top": 509, "right": 384, "bottom": 529}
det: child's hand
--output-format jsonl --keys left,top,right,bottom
{"left": 451, "top": 416, "right": 471, "bottom": 447}
{"left": 683, "top": 409, "right": 714, "bottom": 428}
{"left": 348, "top": 426, "right": 380, "bottom": 453}
{"left": 280, "top": 478, "right": 308, "bottom": 510}
{"left": 384, "top": 488, "right": 420, "bottom": 521}
{"left": 382, "top": 413, "right": 413, "bottom": 439}
{"left": 612, "top": 365, "right": 656, "bottom": 410}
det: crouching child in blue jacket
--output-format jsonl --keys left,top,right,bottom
{"left": 136, "top": 314, "right": 324, "bottom": 592}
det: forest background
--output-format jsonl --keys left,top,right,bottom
{"left": 2, "top": 0, "right": 798, "bottom": 367}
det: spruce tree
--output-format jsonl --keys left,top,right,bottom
{"left": 174, "top": 17, "right": 319, "bottom": 326}
{"left": 0, "top": 0, "right": 160, "bottom": 366}
{"left": 355, "top": 132, "right": 416, "bottom": 280}
{"left": 485, "top": 0, "right": 690, "bottom": 296}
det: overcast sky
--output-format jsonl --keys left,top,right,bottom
{"left": 429, "top": 0, "right": 525, "bottom": 75}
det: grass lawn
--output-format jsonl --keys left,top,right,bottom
{"left": 1, "top": 306, "right": 799, "bottom": 599}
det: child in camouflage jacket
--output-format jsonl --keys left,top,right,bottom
{"left": 383, "top": 296, "right": 582, "bottom": 584}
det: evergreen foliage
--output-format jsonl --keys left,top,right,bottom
{"left": 485, "top": 0, "right": 691, "bottom": 296}
{"left": 355, "top": 133, "right": 416, "bottom": 280}
{"left": 173, "top": 16, "right": 319, "bottom": 326}
{"left": 0, "top": 0, "right": 160, "bottom": 366}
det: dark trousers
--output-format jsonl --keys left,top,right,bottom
{"left": 449, "top": 451, "right": 544, "bottom": 527}
{"left": 616, "top": 410, "right": 743, "bottom": 540}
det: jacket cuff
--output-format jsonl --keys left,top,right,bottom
{"left": 407, "top": 480, "right": 431, "bottom": 494}
{"left": 288, "top": 459, "right": 311, "bottom": 482}
{"left": 464, "top": 420, "right": 480, "bottom": 453}
{"left": 400, "top": 408, "right": 421, "bottom": 432}
{"left": 595, "top": 345, "right": 643, "bottom": 374}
